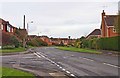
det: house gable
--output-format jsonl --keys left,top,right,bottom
{"left": 86, "top": 29, "right": 101, "bottom": 39}
{"left": 101, "top": 10, "right": 119, "bottom": 37}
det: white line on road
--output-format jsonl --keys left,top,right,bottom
{"left": 59, "top": 66, "right": 62, "bottom": 69}
{"left": 82, "top": 58, "right": 94, "bottom": 61}
{"left": 34, "top": 53, "right": 41, "bottom": 58}
{"left": 34, "top": 52, "right": 76, "bottom": 77}
{"left": 70, "top": 74, "right": 75, "bottom": 77}
{"left": 62, "top": 68, "right": 66, "bottom": 71}
{"left": 66, "top": 71, "right": 70, "bottom": 74}
{"left": 57, "top": 65, "right": 60, "bottom": 67}
{"left": 103, "top": 63, "right": 120, "bottom": 68}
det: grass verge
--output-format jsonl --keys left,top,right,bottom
{"left": 0, "top": 66, "right": 35, "bottom": 78}
{"left": 57, "top": 46, "right": 102, "bottom": 54}
{"left": 0, "top": 47, "right": 26, "bottom": 53}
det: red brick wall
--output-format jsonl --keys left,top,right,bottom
{"left": 40, "top": 37, "right": 52, "bottom": 46}
{"left": 101, "top": 11, "right": 106, "bottom": 37}
{"left": 107, "top": 27, "right": 118, "bottom": 37}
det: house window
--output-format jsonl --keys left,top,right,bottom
{"left": 113, "top": 27, "right": 116, "bottom": 33}
{"left": 7, "top": 25, "right": 10, "bottom": 32}
{"left": 12, "top": 28, "right": 13, "bottom": 32}
{"left": 0, "top": 24, "right": 3, "bottom": 30}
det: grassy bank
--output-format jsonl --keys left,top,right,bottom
{"left": 57, "top": 47, "right": 102, "bottom": 54}
{"left": 0, "top": 47, "right": 26, "bottom": 53}
{"left": 0, "top": 67, "right": 35, "bottom": 78}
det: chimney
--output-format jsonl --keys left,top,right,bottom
{"left": 101, "top": 10, "right": 106, "bottom": 37}
{"left": 102, "top": 10, "right": 105, "bottom": 16}
{"left": 23, "top": 15, "right": 25, "bottom": 29}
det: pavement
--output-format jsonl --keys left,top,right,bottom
{"left": 1, "top": 47, "right": 119, "bottom": 78}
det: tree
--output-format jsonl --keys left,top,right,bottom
{"left": 60, "top": 41, "right": 64, "bottom": 46}
{"left": 74, "top": 39, "right": 81, "bottom": 48}
{"left": 10, "top": 36, "right": 20, "bottom": 48}
{"left": 114, "top": 12, "right": 120, "bottom": 35}
{"left": 14, "top": 29, "right": 28, "bottom": 48}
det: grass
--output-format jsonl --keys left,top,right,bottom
{"left": 0, "top": 67, "right": 35, "bottom": 78}
{"left": 0, "top": 47, "right": 26, "bottom": 53}
{"left": 57, "top": 46, "right": 102, "bottom": 54}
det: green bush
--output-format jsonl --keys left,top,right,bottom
{"left": 98, "top": 36, "right": 119, "bottom": 51}
{"left": 2, "top": 32, "right": 20, "bottom": 48}
{"left": 10, "top": 36, "right": 20, "bottom": 48}
{"left": 81, "top": 36, "right": 119, "bottom": 51}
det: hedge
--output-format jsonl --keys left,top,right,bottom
{"left": 82, "top": 36, "right": 120, "bottom": 51}
{"left": 97, "top": 36, "right": 119, "bottom": 51}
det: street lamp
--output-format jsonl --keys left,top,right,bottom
{"left": 27, "top": 21, "right": 33, "bottom": 32}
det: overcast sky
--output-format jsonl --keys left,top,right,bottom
{"left": 0, "top": 0, "right": 119, "bottom": 38}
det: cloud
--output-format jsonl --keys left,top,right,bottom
{"left": 1, "top": 2, "right": 118, "bottom": 38}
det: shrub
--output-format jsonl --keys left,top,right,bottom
{"left": 81, "top": 36, "right": 119, "bottom": 51}
{"left": 2, "top": 32, "right": 20, "bottom": 48}
{"left": 9, "top": 36, "right": 20, "bottom": 48}
{"left": 97, "top": 36, "right": 119, "bottom": 51}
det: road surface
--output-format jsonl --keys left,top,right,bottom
{"left": 1, "top": 47, "right": 119, "bottom": 78}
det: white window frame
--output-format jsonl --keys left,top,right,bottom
{"left": 12, "top": 28, "right": 13, "bottom": 32}
{"left": 113, "top": 27, "right": 116, "bottom": 33}
{"left": 0, "top": 24, "right": 3, "bottom": 30}
{"left": 1, "top": 24, "right": 3, "bottom": 30}
{"left": 7, "top": 25, "right": 10, "bottom": 32}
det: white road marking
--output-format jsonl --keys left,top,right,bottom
{"left": 66, "top": 71, "right": 70, "bottom": 74}
{"left": 103, "top": 63, "right": 120, "bottom": 68}
{"left": 70, "top": 74, "right": 75, "bottom": 77}
{"left": 79, "top": 57, "right": 94, "bottom": 62}
{"left": 34, "top": 52, "right": 76, "bottom": 77}
{"left": 57, "top": 65, "right": 60, "bottom": 67}
{"left": 62, "top": 68, "right": 66, "bottom": 71}
{"left": 59, "top": 66, "right": 62, "bottom": 69}
{"left": 52, "top": 61, "right": 55, "bottom": 64}
{"left": 82, "top": 58, "right": 94, "bottom": 61}
{"left": 34, "top": 53, "right": 41, "bottom": 58}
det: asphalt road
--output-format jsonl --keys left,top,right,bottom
{"left": 1, "top": 47, "right": 119, "bottom": 78}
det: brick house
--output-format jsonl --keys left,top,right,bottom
{"left": 39, "top": 36, "right": 52, "bottom": 46}
{"left": 50, "top": 38, "right": 75, "bottom": 46}
{"left": 86, "top": 29, "right": 101, "bottom": 39}
{"left": 0, "top": 18, "right": 28, "bottom": 48}
{"left": 28, "top": 35, "right": 37, "bottom": 41}
{"left": 50, "top": 38, "right": 61, "bottom": 45}
{"left": 40, "top": 36, "right": 52, "bottom": 46}
{"left": 101, "top": 10, "right": 119, "bottom": 37}
{"left": 0, "top": 18, "right": 17, "bottom": 34}
{"left": 0, "top": 18, "right": 16, "bottom": 33}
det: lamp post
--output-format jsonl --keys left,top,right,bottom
{"left": 26, "top": 21, "right": 33, "bottom": 48}
{"left": 27, "top": 21, "right": 33, "bottom": 33}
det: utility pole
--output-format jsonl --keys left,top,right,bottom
{"left": 23, "top": 15, "right": 25, "bottom": 29}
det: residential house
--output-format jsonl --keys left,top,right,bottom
{"left": 39, "top": 35, "right": 52, "bottom": 46}
{"left": 86, "top": 29, "right": 101, "bottom": 39}
{"left": 50, "top": 37, "right": 76, "bottom": 46}
{"left": 0, "top": 18, "right": 17, "bottom": 34}
{"left": 101, "top": 10, "right": 119, "bottom": 37}
{"left": 28, "top": 35, "right": 37, "bottom": 41}
{"left": 50, "top": 38, "right": 61, "bottom": 45}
